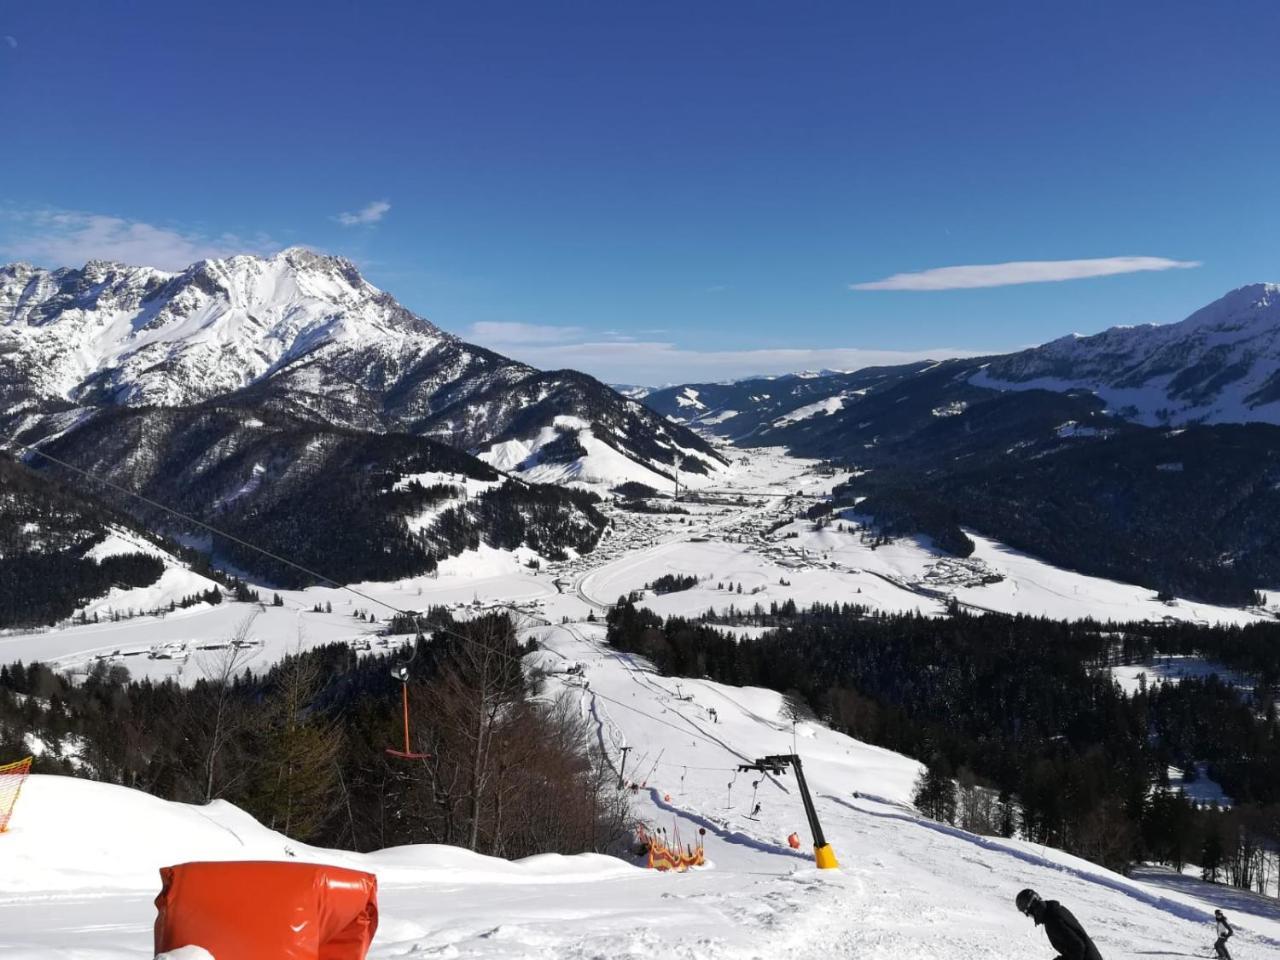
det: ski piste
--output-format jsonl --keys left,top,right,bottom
{"left": 5, "top": 613, "right": 1279, "bottom": 958}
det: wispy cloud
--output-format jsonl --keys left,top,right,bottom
{"left": 465, "top": 321, "right": 587, "bottom": 344}
{"left": 0, "top": 207, "right": 276, "bottom": 270}
{"left": 3, "top": 35, "right": 16, "bottom": 49}
{"left": 335, "top": 200, "right": 391, "bottom": 227}
{"left": 851, "top": 256, "right": 1201, "bottom": 291}
{"left": 465, "top": 322, "right": 978, "bottom": 386}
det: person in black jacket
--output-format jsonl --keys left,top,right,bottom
{"left": 1212, "top": 909, "right": 1233, "bottom": 959}
{"left": 1016, "top": 888, "right": 1104, "bottom": 960}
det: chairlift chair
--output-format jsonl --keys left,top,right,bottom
{"left": 386, "top": 643, "right": 431, "bottom": 762}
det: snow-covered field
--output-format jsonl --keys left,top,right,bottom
{"left": 6, "top": 444, "right": 1280, "bottom": 957}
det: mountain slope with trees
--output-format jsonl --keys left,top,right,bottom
{"left": 643, "top": 285, "right": 1280, "bottom": 603}
{"left": 26, "top": 405, "right": 607, "bottom": 588}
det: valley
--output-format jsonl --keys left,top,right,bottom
{"left": 5, "top": 443, "right": 1274, "bottom": 691}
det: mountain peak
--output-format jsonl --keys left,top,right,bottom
{"left": 1180, "top": 281, "right": 1280, "bottom": 331}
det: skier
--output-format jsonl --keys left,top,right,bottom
{"left": 1015, "top": 888, "right": 1103, "bottom": 960}
{"left": 1212, "top": 909, "right": 1233, "bottom": 959}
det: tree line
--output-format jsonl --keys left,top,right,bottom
{"left": 0, "top": 612, "right": 632, "bottom": 859}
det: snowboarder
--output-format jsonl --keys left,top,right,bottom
{"left": 1212, "top": 909, "right": 1233, "bottom": 959}
{"left": 1015, "top": 888, "right": 1103, "bottom": 960}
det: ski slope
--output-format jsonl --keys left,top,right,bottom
{"left": 5, "top": 618, "right": 1280, "bottom": 958}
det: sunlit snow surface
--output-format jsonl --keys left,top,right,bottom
{"left": 4, "top": 445, "right": 1280, "bottom": 958}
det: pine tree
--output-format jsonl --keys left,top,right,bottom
{"left": 913, "top": 756, "right": 957, "bottom": 825}
{"left": 1200, "top": 824, "right": 1224, "bottom": 883}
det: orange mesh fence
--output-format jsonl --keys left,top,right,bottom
{"left": 636, "top": 822, "right": 705, "bottom": 872}
{"left": 0, "top": 756, "right": 32, "bottom": 833}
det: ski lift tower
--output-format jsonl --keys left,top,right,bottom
{"left": 738, "top": 754, "right": 839, "bottom": 869}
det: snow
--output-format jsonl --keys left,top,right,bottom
{"left": 0, "top": 249, "right": 445, "bottom": 408}
{"left": 7, "top": 445, "right": 1280, "bottom": 957}
{"left": 972, "top": 282, "right": 1280, "bottom": 426}
{"left": 699, "top": 409, "right": 739, "bottom": 425}
{"left": 931, "top": 400, "right": 968, "bottom": 417}
{"left": 392, "top": 469, "right": 504, "bottom": 534}
{"left": 674, "top": 387, "right": 705, "bottom": 410}
{"left": 771, "top": 394, "right": 845, "bottom": 426}
{"left": 7, "top": 624, "right": 1280, "bottom": 958}
{"left": 478, "top": 415, "right": 724, "bottom": 494}
{"left": 6, "top": 446, "right": 1275, "bottom": 692}
{"left": 1112, "top": 655, "right": 1261, "bottom": 698}
{"left": 1166, "top": 763, "right": 1233, "bottom": 809}
{"left": 1054, "top": 420, "right": 1102, "bottom": 438}
{"left": 73, "top": 527, "right": 223, "bottom": 623}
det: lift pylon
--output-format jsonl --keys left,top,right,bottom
{"left": 738, "top": 754, "right": 839, "bottom": 869}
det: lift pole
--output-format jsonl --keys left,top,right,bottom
{"left": 618, "top": 745, "right": 632, "bottom": 788}
{"left": 739, "top": 754, "right": 839, "bottom": 869}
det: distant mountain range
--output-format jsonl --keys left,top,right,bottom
{"left": 645, "top": 285, "right": 1280, "bottom": 603}
{"left": 0, "top": 249, "right": 723, "bottom": 598}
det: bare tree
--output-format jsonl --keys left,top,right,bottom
{"left": 187, "top": 612, "right": 258, "bottom": 802}
{"left": 423, "top": 614, "right": 526, "bottom": 852}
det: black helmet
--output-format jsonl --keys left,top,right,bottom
{"left": 1016, "top": 889, "right": 1042, "bottom": 916}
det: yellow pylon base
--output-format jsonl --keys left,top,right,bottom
{"left": 814, "top": 844, "right": 839, "bottom": 869}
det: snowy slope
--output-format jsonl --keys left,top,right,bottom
{"left": 72, "top": 525, "right": 221, "bottom": 622}
{"left": 974, "top": 283, "right": 1280, "bottom": 425}
{"left": 6, "top": 627, "right": 1280, "bottom": 959}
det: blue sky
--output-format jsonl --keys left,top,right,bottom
{"left": 2, "top": 1, "right": 1278, "bottom": 384}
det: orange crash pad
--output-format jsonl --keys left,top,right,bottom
{"left": 155, "top": 860, "right": 379, "bottom": 960}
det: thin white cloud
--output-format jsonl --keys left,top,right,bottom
{"left": 465, "top": 321, "right": 586, "bottom": 344}
{"left": 3, "top": 35, "right": 16, "bottom": 49}
{"left": 466, "top": 326, "right": 978, "bottom": 386}
{"left": 851, "top": 256, "right": 1201, "bottom": 291}
{"left": 0, "top": 207, "right": 277, "bottom": 270}
{"left": 335, "top": 200, "right": 391, "bottom": 227}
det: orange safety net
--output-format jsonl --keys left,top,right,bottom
{"left": 155, "top": 860, "right": 379, "bottom": 960}
{"left": 0, "top": 757, "right": 32, "bottom": 833}
{"left": 636, "top": 823, "right": 705, "bottom": 872}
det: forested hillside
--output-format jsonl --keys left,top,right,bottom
{"left": 28, "top": 405, "right": 607, "bottom": 587}
{"left": 607, "top": 600, "right": 1280, "bottom": 883}
{"left": 0, "top": 612, "right": 631, "bottom": 857}
{"left": 0, "top": 456, "right": 175, "bottom": 627}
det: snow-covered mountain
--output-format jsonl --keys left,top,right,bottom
{"left": 975, "top": 283, "right": 1280, "bottom": 426}
{"left": 650, "top": 284, "right": 1280, "bottom": 437}
{"left": 0, "top": 248, "right": 724, "bottom": 488}
{"left": 638, "top": 285, "right": 1280, "bottom": 603}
